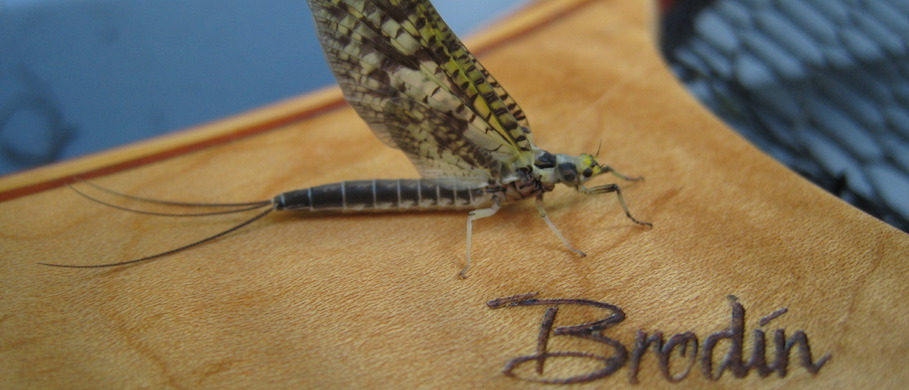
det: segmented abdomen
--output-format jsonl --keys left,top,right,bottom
{"left": 274, "top": 179, "right": 490, "bottom": 212}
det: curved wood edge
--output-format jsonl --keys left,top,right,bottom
{"left": 0, "top": 0, "right": 595, "bottom": 202}
{"left": 0, "top": 88, "right": 344, "bottom": 202}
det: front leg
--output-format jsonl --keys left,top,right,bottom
{"left": 601, "top": 165, "right": 645, "bottom": 182}
{"left": 580, "top": 183, "right": 652, "bottom": 227}
{"left": 461, "top": 195, "right": 501, "bottom": 279}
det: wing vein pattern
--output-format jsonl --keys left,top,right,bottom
{"left": 308, "top": 0, "right": 537, "bottom": 189}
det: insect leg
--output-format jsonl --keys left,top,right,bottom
{"left": 600, "top": 165, "right": 645, "bottom": 182}
{"left": 462, "top": 196, "right": 501, "bottom": 279}
{"left": 535, "top": 196, "right": 586, "bottom": 258}
{"left": 581, "top": 183, "right": 653, "bottom": 227}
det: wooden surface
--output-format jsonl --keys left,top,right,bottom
{"left": 3, "top": 0, "right": 908, "bottom": 388}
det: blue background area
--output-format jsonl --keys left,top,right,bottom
{"left": 0, "top": 0, "right": 527, "bottom": 175}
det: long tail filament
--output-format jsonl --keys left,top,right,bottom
{"left": 38, "top": 182, "right": 274, "bottom": 268}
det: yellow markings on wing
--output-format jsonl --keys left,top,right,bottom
{"left": 306, "top": 0, "right": 537, "bottom": 183}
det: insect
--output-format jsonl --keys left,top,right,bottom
{"left": 41, "top": 0, "right": 651, "bottom": 278}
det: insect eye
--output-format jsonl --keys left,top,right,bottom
{"left": 582, "top": 168, "right": 593, "bottom": 178}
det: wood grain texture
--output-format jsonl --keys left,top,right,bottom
{"left": 2, "top": 0, "right": 907, "bottom": 388}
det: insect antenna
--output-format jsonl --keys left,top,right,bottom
{"left": 38, "top": 182, "right": 276, "bottom": 268}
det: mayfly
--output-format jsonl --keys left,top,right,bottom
{"left": 41, "top": 0, "right": 651, "bottom": 278}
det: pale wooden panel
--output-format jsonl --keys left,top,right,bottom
{"left": 2, "top": 0, "right": 907, "bottom": 388}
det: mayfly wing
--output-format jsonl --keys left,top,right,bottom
{"left": 306, "top": 0, "right": 538, "bottom": 184}
{"left": 379, "top": 97, "right": 500, "bottom": 188}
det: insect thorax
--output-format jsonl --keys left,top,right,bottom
{"left": 492, "top": 150, "right": 603, "bottom": 203}
{"left": 496, "top": 171, "right": 552, "bottom": 202}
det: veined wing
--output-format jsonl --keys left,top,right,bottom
{"left": 307, "top": 0, "right": 536, "bottom": 186}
